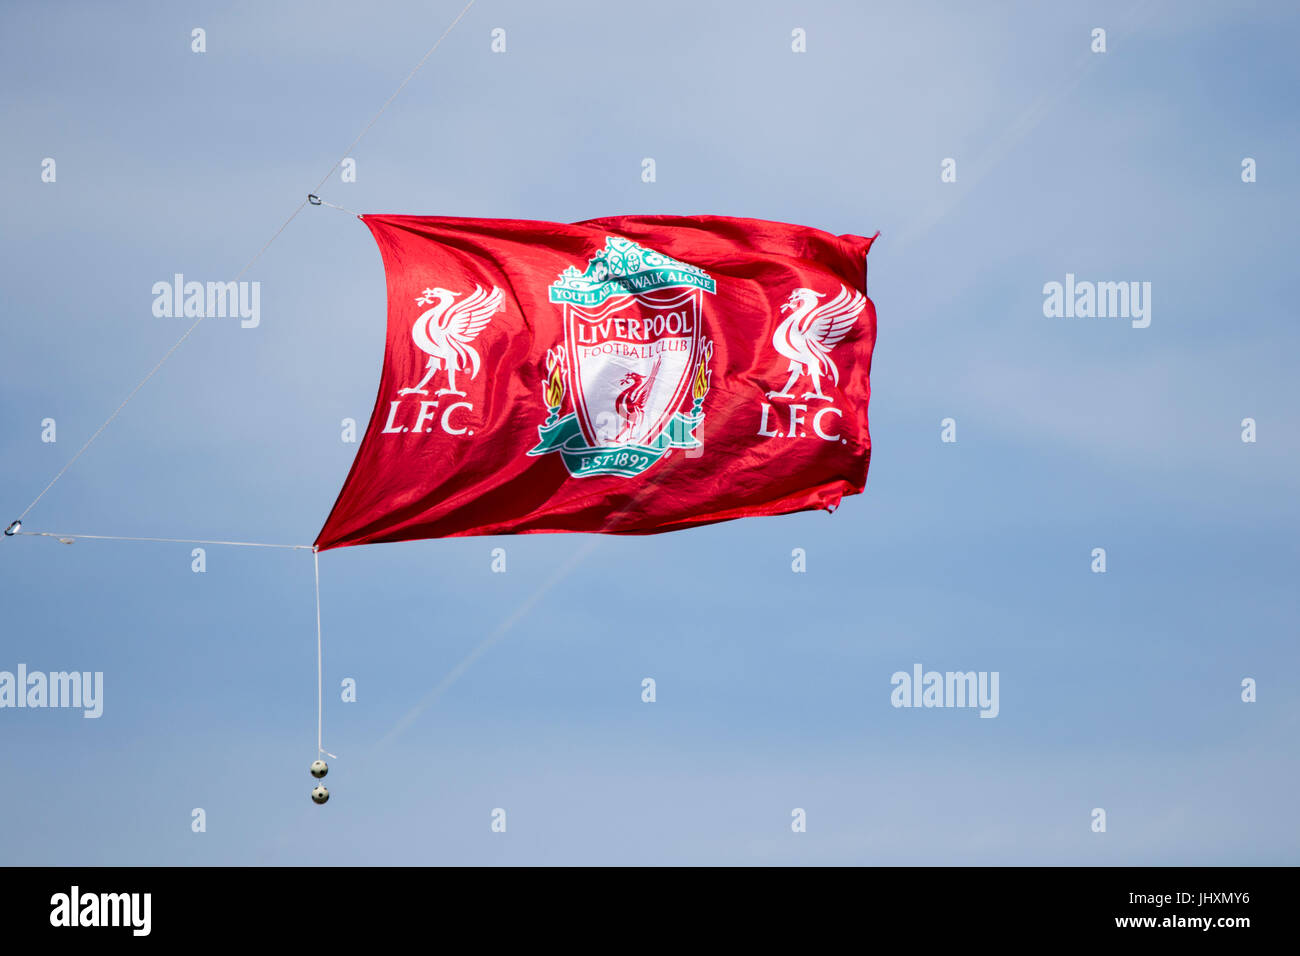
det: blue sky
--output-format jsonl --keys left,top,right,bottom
{"left": 1, "top": 0, "right": 1296, "bottom": 864}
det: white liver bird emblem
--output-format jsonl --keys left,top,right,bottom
{"left": 767, "top": 284, "right": 866, "bottom": 401}
{"left": 399, "top": 285, "right": 505, "bottom": 397}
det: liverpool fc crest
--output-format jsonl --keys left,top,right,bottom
{"left": 528, "top": 237, "right": 715, "bottom": 477}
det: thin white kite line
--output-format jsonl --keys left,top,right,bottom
{"left": 315, "top": 548, "right": 338, "bottom": 760}
{"left": 13, "top": 197, "right": 307, "bottom": 524}
{"left": 375, "top": 537, "right": 603, "bottom": 748}
{"left": 13, "top": 530, "right": 311, "bottom": 549}
{"left": 11, "top": 0, "right": 479, "bottom": 526}
{"left": 891, "top": 0, "right": 1159, "bottom": 251}
{"left": 309, "top": 0, "right": 478, "bottom": 195}
{"left": 310, "top": 195, "right": 363, "bottom": 218}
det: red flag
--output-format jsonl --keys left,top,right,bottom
{"left": 315, "top": 214, "right": 878, "bottom": 550}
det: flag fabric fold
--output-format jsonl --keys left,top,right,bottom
{"left": 315, "top": 214, "right": 878, "bottom": 550}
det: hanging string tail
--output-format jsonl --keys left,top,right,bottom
{"left": 314, "top": 547, "right": 337, "bottom": 761}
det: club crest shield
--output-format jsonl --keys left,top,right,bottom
{"left": 529, "top": 237, "right": 715, "bottom": 477}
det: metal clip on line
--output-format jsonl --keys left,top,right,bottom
{"left": 4, "top": 520, "right": 20, "bottom": 536}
